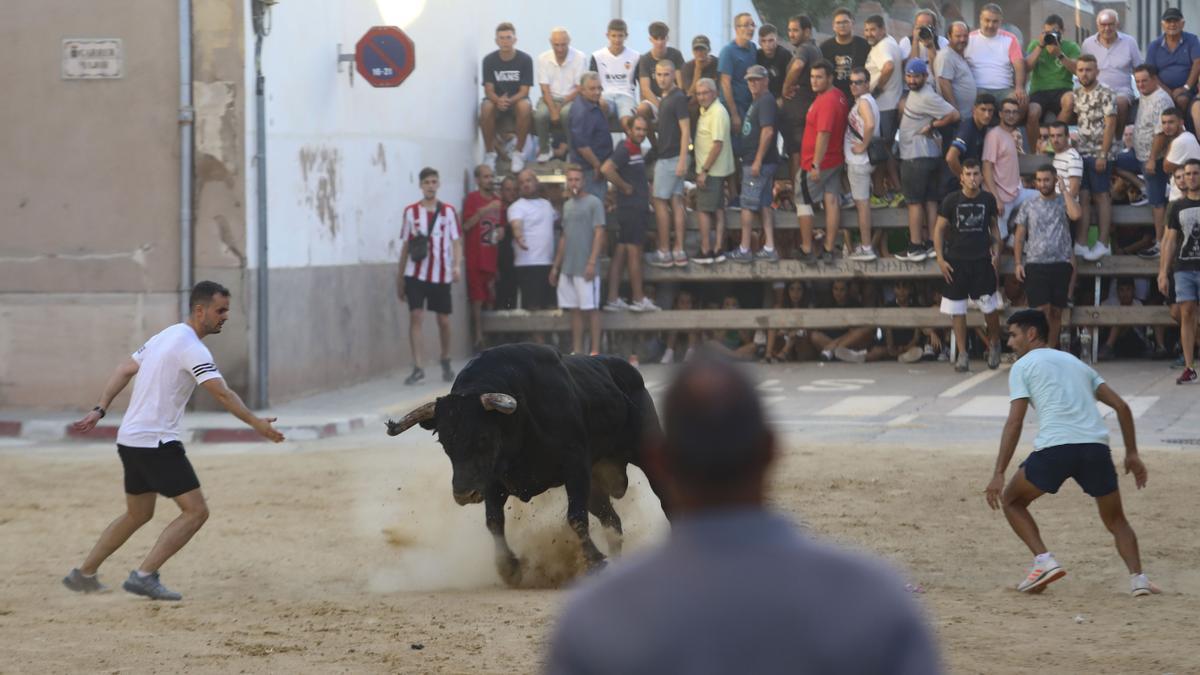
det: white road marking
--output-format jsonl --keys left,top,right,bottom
{"left": 757, "top": 379, "right": 783, "bottom": 392}
{"left": 642, "top": 380, "right": 661, "bottom": 391}
{"left": 938, "top": 365, "right": 1010, "bottom": 398}
{"left": 762, "top": 395, "right": 788, "bottom": 404}
{"left": 1097, "top": 396, "right": 1158, "bottom": 419}
{"left": 817, "top": 395, "right": 911, "bottom": 417}
{"left": 948, "top": 395, "right": 1011, "bottom": 417}
{"left": 797, "top": 378, "right": 876, "bottom": 392}
{"left": 886, "top": 414, "right": 918, "bottom": 427}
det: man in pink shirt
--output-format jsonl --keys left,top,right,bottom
{"left": 965, "top": 4, "right": 1027, "bottom": 120}
{"left": 983, "top": 98, "right": 1036, "bottom": 240}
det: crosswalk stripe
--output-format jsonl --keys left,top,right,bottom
{"left": 817, "top": 395, "right": 910, "bottom": 417}
{"left": 757, "top": 379, "right": 783, "bottom": 393}
{"left": 1097, "top": 396, "right": 1158, "bottom": 420}
{"left": 938, "top": 365, "right": 1009, "bottom": 398}
{"left": 947, "top": 395, "right": 1011, "bottom": 417}
{"left": 886, "top": 414, "right": 918, "bottom": 426}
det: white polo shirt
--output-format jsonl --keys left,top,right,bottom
{"left": 537, "top": 48, "right": 588, "bottom": 99}
{"left": 117, "top": 323, "right": 223, "bottom": 448}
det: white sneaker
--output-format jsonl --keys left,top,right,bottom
{"left": 509, "top": 151, "right": 526, "bottom": 173}
{"left": 536, "top": 151, "right": 554, "bottom": 163}
{"left": 660, "top": 348, "right": 675, "bottom": 365}
{"left": 646, "top": 250, "right": 674, "bottom": 268}
{"left": 630, "top": 297, "right": 661, "bottom": 312}
{"left": 1073, "top": 242, "right": 1091, "bottom": 258}
{"left": 1131, "top": 573, "right": 1161, "bottom": 597}
{"left": 848, "top": 244, "right": 878, "bottom": 262}
{"left": 1017, "top": 556, "right": 1066, "bottom": 593}
{"left": 483, "top": 152, "right": 497, "bottom": 170}
{"left": 683, "top": 347, "right": 695, "bottom": 362}
{"left": 898, "top": 346, "right": 923, "bottom": 363}
{"left": 603, "top": 298, "right": 632, "bottom": 312}
{"left": 834, "top": 347, "right": 867, "bottom": 363}
{"left": 1085, "top": 242, "right": 1111, "bottom": 261}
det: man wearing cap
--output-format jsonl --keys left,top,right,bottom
{"left": 1145, "top": 8, "right": 1200, "bottom": 134}
{"left": 729, "top": 65, "right": 781, "bottom": 264}
{"left": 896, "top": 58, "right": 960, "bottom": 263}
{"left": 545, "top": 356, "right": 942, "bottom": 674}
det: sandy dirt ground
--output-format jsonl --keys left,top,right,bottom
{"left": 1, "top": 435, "right": 1198, "bottom": 674}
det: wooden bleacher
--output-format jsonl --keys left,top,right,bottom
{"left": 481, "top": 156, "right": 1168, "bottom": 335}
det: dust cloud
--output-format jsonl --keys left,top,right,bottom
{"left": 352, "top": 435, "right": 670, "bottom": 592}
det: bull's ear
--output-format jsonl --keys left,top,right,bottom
{"left": 480, "top": 392, "right": 517, "bottom": 414}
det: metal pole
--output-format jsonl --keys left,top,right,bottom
{"left": 254, "top": 26, "right": 269, "bottom": 408}
{"left": 178, "top": 0, "right": 193, "bottom": 320}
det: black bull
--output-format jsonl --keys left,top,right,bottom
{"left": 385, "top": 344, "right": 671, "bottom": 585}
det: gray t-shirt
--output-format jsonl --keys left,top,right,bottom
{"left": 560, "top": 194, "right": 606, "bottom": 276}
{"left": 656, "top": 88, "right": 689, "bottom": 159}
{"left": 545, "top": 509, "right": 941, "bottom": 675}
{"left": 899, "top": 84, "right": 956, "bottom": 159}
{"left": 1014, "top": 193, "right": 1072, "bottom": 263}
{"left": 932, "top": 48, "right": 976, "bottom": 120}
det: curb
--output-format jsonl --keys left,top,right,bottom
{"left": 0, "top": 414, "right": 387, "bottom": 444}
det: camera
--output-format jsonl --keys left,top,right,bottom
{"left": 918, "top": 25, "right": 935, "bottom": 41}
{"left": 1043, "top": 30, "right": 1062, "bottom": 46}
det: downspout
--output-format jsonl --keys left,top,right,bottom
{"left": 254, "top": 4, "right": 270, "bottom": 408}
{"left": 178, "top": 0, "right": 193, "bottom": 320}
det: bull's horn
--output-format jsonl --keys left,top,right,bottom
{"left": 480, "top": 393, "right": 517, "bottom": 414}
{"left": 385, "top": 400, "right": 437, "bottom": 436}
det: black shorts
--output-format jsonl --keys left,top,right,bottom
{"left": 1029, "top": 88, "right": 1071, "bottom": 117}
{"left": 515, "top": 265, "right": 555, "bottom": 309}
{"left": 1024, "top": 261, "right": 1073, "bottom": 308}
{"left": 1020, "top": 443, "right": 1119, "bottom": 498}
{"left": 901, "top": 158, "right": 942, "bottom": 204}
{"left": 943, "top": 257, "right": 997, "bottom": 301}
{"left": 118, "top": 442, "right": 201, "bottom": 498}
{"left": 616, "top": 206, "right": 649, "bottom": 245}
{"left": 405, "top": 276, "right": 452, "bottom": 314}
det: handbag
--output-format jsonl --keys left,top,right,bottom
{"left": 848, "top": 123, "right": 888, "bottom": 166}
{"left": 409, "top": 202, "right": 442, "bottom": 263}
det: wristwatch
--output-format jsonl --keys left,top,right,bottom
{"left": 92, "top": 406, "right": 106, "bottom": 419}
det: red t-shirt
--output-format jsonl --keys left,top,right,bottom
{"left": 462, "top": 191, "right": 505, "bottom": 273}
{"left": 801, "top": 88, "right": 850, "bottom": 171}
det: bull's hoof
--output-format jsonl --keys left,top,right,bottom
{"left": 496, "top": 554, "right": 522, "bottom": 587}
{"left": 585, "top": 555, "right": 608, "bottom": 573}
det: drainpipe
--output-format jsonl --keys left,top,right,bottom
{"left": 178, "top": 0, "right": 193, "bottom": 320}
{"left": 253, "top": 3, "right": 270, "bottom": 408}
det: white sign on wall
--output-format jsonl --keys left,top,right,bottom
{"left": 62, "top": 39, "right": 123, "bottom": 79}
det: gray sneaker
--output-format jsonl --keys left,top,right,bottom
{"left": 754, "top": 248, "right": 780, "bottom": 263}
{"left": 122, "top": 570, "right": 182, "bottom": 601}
{"left": 62, "top": 568, "right": 108, "bottom": 594}
{"left": 727, "top": 248, "right": 754, "bottom": 264}
{"left": 672, "top": 249, "right": 689, "bottom": 267}
{"left": 987, "top": 341, "right": 1001, "bottom": 370}
{"left": 955, "top": 352, "right": 970, "bottom": 373}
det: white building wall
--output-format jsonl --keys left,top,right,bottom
{"left": 247, "top": 0, "right": 754, "bottom": 399}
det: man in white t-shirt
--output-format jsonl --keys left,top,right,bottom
{"left": 589, "top": 18, "right": 640, "bottom": 134}
{"left": 965, "top": 4, "right": 1027, "bottom": 113}
{"left": 64, "top": 281, "right": 284, "bottom": 601}
{"left": 1160, "top": 107, "right": 1200, "bottom": 201}
{"left": 508, "top": 169, "right": 559, "bottom": 317}
{"left": 535, "top": 27, "right": 587, "bottom": 163}
{"left": 864, "top": 15, "right": 903, "bottom": 199}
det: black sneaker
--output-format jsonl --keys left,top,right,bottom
{"left": 896, "top": 244, "right": 928, "bottom": 262}
{"left": 693, "top": 250, "right": 715, "bottom": 265}
{"left": 404, "top": 367, "right": 425, "bottom": 385}
{"left": 796, "top": 248, "right": 818, "bottom": 266}
{"left": 441, "top": 359, "right": 455, "bottom": 382}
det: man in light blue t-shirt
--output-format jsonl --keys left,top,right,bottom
{"left": 985, "top": 309, "right": 1159, "bottom": 598}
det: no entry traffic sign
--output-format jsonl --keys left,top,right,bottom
{"left": 355, "top": 26, "right": 415, "bottom": 88}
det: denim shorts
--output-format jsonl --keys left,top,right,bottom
{"left": 1081, "top": 155, "right": 1112, "bottom": 194}
{"left": 652, "top": 156, "right": 687, "bottom": 200}
{"left": 1175, "top": 269, "right": 1200, "bottom": 303}
{"left": 739, "top": 162, "right": 778, "bottom": 211}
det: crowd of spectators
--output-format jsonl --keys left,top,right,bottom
{"left": 440, "top": 8, "right": 1200, "bottom": 379}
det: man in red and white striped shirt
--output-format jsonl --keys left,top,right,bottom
{"left": 397, "top": 167, "right": 463, "bottom": 385}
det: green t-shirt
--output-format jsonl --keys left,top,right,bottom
{"left": 1026, "top": 38, "right": 1080, "bottom": 93}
